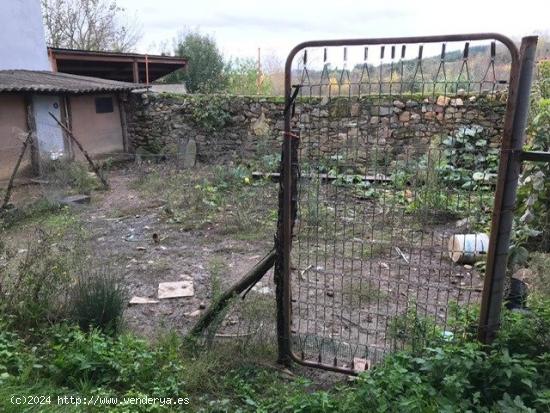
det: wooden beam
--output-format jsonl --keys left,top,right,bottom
{"left": 251, "top": 171, "right": 391, "bottom": 183}
{"left": 49, "top": 113, "right": 110, "bottom": 190}
{"left": 189, "top": 249, "right": 276, "bottom": 337}
{"left": 23, "top": 94, "right": 40, "bottom": 176}
{"left": 132, "top": 60, "right": 139, "bottom": 83}
{"left": 117, "top": 93, "right": 129, "bottom": 152}
{"left": 1, "top": 132, "right": 32, "bottom": 209}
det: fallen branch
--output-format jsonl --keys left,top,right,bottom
{"left": 189, "top": 248, "right": 276, "bottom": 337}
{"left": 2, "top": 132, "right": 33, "bottom": 210}
{"left": 48, "top": 112, "right": 109, "bottom": 189}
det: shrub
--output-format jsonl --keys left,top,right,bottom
{"left": 70, "top": 268, "right": 126, "bottom": 335}
{"left": 0, "top": 228, "right": 81, "bottom": 329}
{"left": 387, "top": 306, "right": 443, "bottom": 353}
{"left": 46, "top": 325, "right": 185, "bottom": 394}
{"left": 439, "top": 125, "right": 499, "bottom": 188}
{"left": 41, "top": 159, "right": 99, "bottom": 195}
{"left": 190, "top": 95, "right": 231, "bottom": 131}
{"left": 225, "top": 57, "right": 274, "bottom": 95}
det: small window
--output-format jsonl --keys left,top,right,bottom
{"left": 95, "top": 96, "right": 114, "bottom": 113}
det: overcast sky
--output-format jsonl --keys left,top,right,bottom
{"left": 118, "top": 0, "right": 549, "bottom": 60}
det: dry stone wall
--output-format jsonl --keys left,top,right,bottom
{"left": 126, "top": 91, "right": 507, "bottom": 165}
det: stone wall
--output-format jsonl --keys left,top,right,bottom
{"left": 126, "top": 91, "right": 507, "bottom": 165}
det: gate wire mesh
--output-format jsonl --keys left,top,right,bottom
{"left": 285, "top": 37, "right": 514, "bottom": 371}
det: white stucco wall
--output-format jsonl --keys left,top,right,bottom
{"left": 0, "top": 0, "right": 50, "bottom": 70}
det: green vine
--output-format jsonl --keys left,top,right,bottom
{"left": 190, "top": 95, "right": 232, "bottom": 132}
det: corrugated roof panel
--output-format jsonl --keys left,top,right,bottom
{"left": 0, "top": 70, "right": 139, "bottom": 93}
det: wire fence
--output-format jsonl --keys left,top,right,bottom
{"left": 281, "top": 38, "right": 515, "bottom": 370}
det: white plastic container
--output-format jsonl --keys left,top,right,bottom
{"left": 448, "top": 233, "right": 489, "bottom": 264}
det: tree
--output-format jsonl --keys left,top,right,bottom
{"left": 41, "top": 0, "right": 141, "bottom": 52}
{"left": 171, "top": 30, "right": 226, "bottom": 93}
{"left": 225, "top": 58, "right": 273, "bottom": 95}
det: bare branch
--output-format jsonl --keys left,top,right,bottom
{"left": 41, "top": 0, "right": 142, "bottom": 52}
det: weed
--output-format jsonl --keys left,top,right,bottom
{"left": 208, "top": 257, "right": 224, "bottom": 300}
{"left": 0, "top": 224, "right": 86, "bottom": 329}
{"left": 41, "top": 159, "right": 99, "bottom": 195}
{"left": 190, "top": 95, "right": 231, "bottom": 132}
{"left": 342, "top": 279, "right": 385, "bottom": 307}
{"left": 387, "top": 305, "right": 443, "bottom": 353}
{"left": 70, "top": 267, "right": 126, "bottom": 335}
{"left": 0, "top": 198, "right": 62, "bottom": 230}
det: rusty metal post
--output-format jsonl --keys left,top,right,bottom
{"left": 478, "top": 36, "right": 538, "bottom": 344}
{"left": 275, "top": 48, "right": 302, "bottom": 365}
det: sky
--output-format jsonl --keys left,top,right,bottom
{"left": 117, "top": 0, "right": 549, "bottom": 61}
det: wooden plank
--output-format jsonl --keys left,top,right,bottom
{"left": 251, "top": 171, "right": 391, "bottom": 183}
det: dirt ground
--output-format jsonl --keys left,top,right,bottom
{"left": 2, "top": 161, "right": 487, "bottom": 381}
{"left": 3, "top": 165, "right": 276, "bottom": 336}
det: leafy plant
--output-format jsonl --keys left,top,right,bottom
{"left": 0, "top": 324, "right": 27, "bottom": 385}
{"left": 439, "top": 125, "right": 499, "bottom": 189}
{"left": 387, "top": 306, "right": 443, "bottom": 353}
{"left": 190, "top": 95, "right": 232, "bottom": 131}
{"left": 516, "top": 97, "right": 550, "bottom": 252}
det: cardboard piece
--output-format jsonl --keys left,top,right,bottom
{"left": 158, "top": 281, "right": 194, "bottom": 299}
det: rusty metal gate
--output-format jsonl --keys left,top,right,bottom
{"left": 274, "top": 34, "right": 537, "bottom": 374}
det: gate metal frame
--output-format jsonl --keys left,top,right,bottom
{"left": 274, "top": 33, "right": 537, "bottom": 374}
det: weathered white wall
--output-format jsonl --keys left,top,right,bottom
{"left": 0, "top": 0, "right": 50, "bottom": 70}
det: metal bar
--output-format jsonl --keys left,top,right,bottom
{"left": 478, "top": 36, "right": 538, "bottom": 344}
{"left": 520, "top": 150, "right": 550, "bottom": 163}
{"left": 284, "top": 33, "right": 518, "bottom": 64}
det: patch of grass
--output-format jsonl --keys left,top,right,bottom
{"left": 41, "top": 159, "right": 99, "bottom": 195}
{"left": 70, "top": 267, "right": 126, "bottom": 335}
{"left": 361, "top": 236, "right": 392, "bottom": 260}
{"left": 208, "top": 257, "right": 225, "bottom": 300}
{"left": 342, "top": 279, "right": 386, "bottom": 307}
{"left": 132, "top": 164, "right": 277, "bottom": 238}
{"left": 0, "top": 198, "right": 62, "bottom": 230}
{"left": 148, "top": 257, "right": 172, "bottom": 273}
{"left": 0, "top": 221, "right": 87, "bottom": 330}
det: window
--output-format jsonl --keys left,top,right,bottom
{"left": 95, "top": 96, "right": 114, "bottom": 113}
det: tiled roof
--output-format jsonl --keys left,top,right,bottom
{"left": 0, "top": 70, "right": 139, "bottom": 93}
